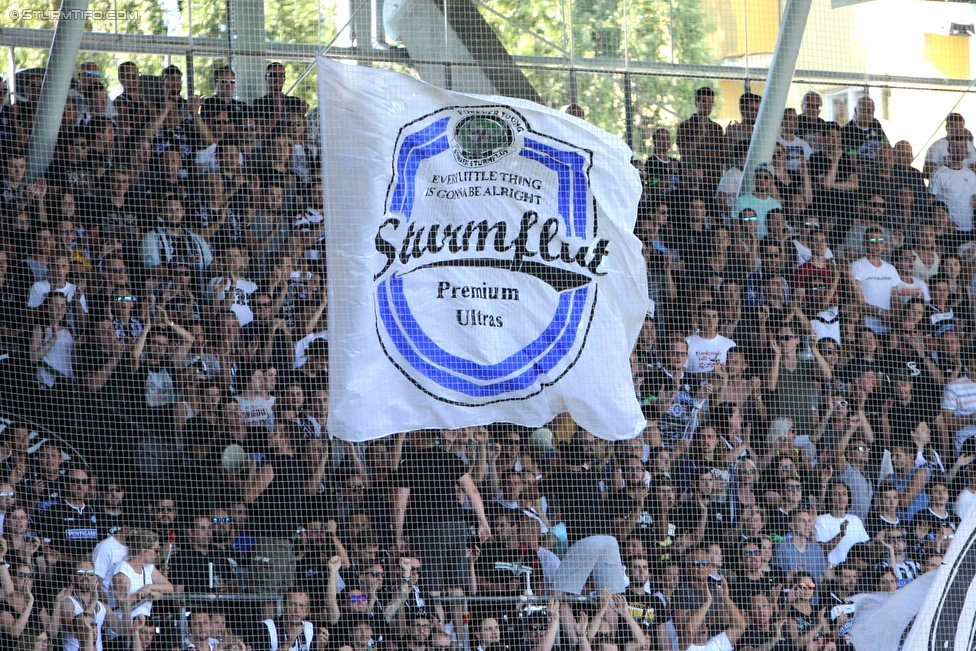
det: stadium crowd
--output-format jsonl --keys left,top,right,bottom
{"left": 0, "top": 59, "right": 972, "bottom": 651}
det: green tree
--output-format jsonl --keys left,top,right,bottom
{"left": 478, "top": 0, "right": 715, "bottom": 156}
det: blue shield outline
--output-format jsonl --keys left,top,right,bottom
{"left": 376, "top": 106, "right": 598, "bottom": 403}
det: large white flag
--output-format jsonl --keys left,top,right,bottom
{"left": 901, "top": 499, "right": 976, "bottom": 651}
{"left": 317, "top": 56, "right": 647, "bottom": 442}
{"left": 848, "top": 498, "right": 976, "bottom": 651}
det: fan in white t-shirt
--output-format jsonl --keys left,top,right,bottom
{"left": 815, "top": 482, "right": 870, "bottom": 566}
{"left": 684, "top": 302, "right": 736, "bottom": 374}
{"left": 850, "top": 227, "right": 900, "bottom": 334}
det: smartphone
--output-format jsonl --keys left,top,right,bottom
{"left": 830, "top": 604, "right": 856, "bottom": 620}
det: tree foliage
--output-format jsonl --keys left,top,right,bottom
{"left": 478, "top": 0, "right": 715, "bottom": 156}
{"left": 2, "top": 0, "right": 708, "bottom": 155}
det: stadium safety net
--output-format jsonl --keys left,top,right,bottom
{"left": 0, "top": 0, "right": 974, "bottom": 650}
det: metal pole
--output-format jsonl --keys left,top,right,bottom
{"left": 186, "top": 0, "right": 194, "bottom": 97}
{"left": 624, "top": 73, "right": 634, "bottom": 149}
{"left": 25, "top": 0, "right": 91, "bottom": 184}
{"left": 737, "top": 0, "right": 813, "bottom": 197}
{"left": 462, "top": 596, "right": 470, "bottom": 651}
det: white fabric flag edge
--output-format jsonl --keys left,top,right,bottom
{"left": 901, "top": 497, "right": 976, "bottom": 650}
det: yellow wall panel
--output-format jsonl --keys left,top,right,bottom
{"left": 716, "top": 80, "right": 767, "bottom": 123}
{"left": 702, "top": 0, "right": 782, "bottom": 60}
{"left": 923, "top": 34, "right": 969, "bottom": 80}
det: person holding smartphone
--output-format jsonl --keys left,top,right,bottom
{"left": 677, "top": 553, "right": 748, "bottom": 651}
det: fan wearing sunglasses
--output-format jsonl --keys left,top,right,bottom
{"left": 783, "top": 572, "right": 826, "bottom": 649}
{"left": 325, "top": 555, "right": 390, "bottom": 638}
{"left": 730, "top": 539, "right": 785, "bottom": 603}
{"left": 38, "top": 466, "right": 101, "bottom": 560}
{"left": 675, "top": 547, "right": 748, "bottom": 651}
{"left": 52, "top": 560, "right": 112, "bottom": 651}
{"left": 850, "top": 226, "right": 899, "bottom": 336}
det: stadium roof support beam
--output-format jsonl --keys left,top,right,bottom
{"left": 24, "top": 0, "right": 90, "bottom": 184}
{"left": 6, "top": 26, "right": 976, "bottom": 93}
{"left": 738, "top": 0, "right": 813, "bottom": 197}
{"left": 385, "top": 0, "right": 542, "bottom": 103}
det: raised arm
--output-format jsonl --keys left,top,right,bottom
{"left": 131, "top": 321, "right": 152, "bottom": 368}
{"left": 383, "top": 557, "right": 414, "bottom": 623}
{"left": 900, "top": 466, "right": 929, "bottom": 508}
{"left": 30, "top": 324, "right": 57, "bottom": 364}
{"left": 719, "top": 581, "right": 748, "bottom": 647}
{"left": 460, "top": 473, "right": 491, "bottom": 543}
{"left": 677, "top": 586, "right": 713, "bottom": 650}
{"left": 326, "top": 520, "right": 351, "bottom": 569}
{"left": 156, "top": 309, "right": 194, "bottom": 365}
{"left": 613, "top": 595, "right": 647, "bottom": 649}
{"left": 393, "top": 487, "right": 410, "bottom": 553}
{"left": 532, "top": 600, "right": 561, "bottom": 651}
{"left": 326, "top": 555, "right": 342, "bottom": 624}
{"left": 765, "top": 338, "right": 782, "bottom": 392}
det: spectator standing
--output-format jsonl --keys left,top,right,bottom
{"left": 393, "top": 429, "right": 490, "bottom": 628}
{"left": 676, "top": 87, "right": 724, "bottom": 160}
{"left": 841, "top": 96, "right": 889, "bottom": 162}
{"left": 771, "top": 509, "right": 827, "bottom": 583}
{"left": 242, "top": 421, "right": 320, "bottom": 599}
{"left": 850, "top": 226, "right": 900, "bottom": 334}
{"left": 929, "top": 136, "right": 976, "bottom": 242}
{"left": 814, "top": 482, "right": 870, "bottom": 565}
{"left": 923, "top": 113, "right": 976, "bottom": 176}
{"left": 111, "top": 528, "right": 174, "bottom": 624}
